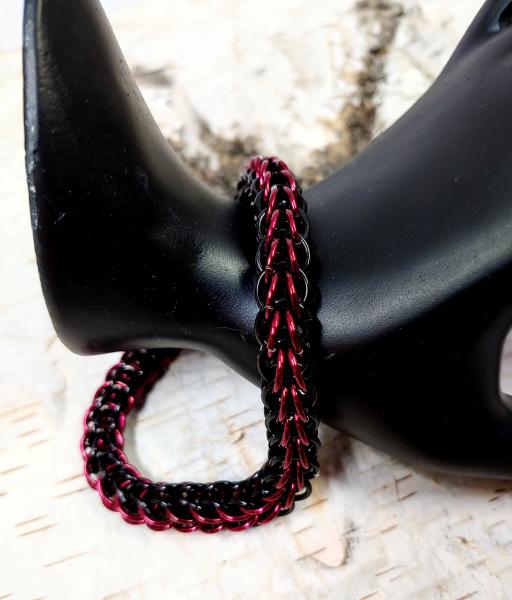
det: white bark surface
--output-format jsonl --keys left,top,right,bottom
{"left": 2, "top": 1, "right": 512, "bottom": 598}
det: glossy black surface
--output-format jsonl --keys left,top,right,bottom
{"left": 23, "top": 0, "right": 512, "bottom": 477}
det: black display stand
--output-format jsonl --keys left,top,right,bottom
{"left": 24, "top": 0, "right": 512, "bottom": 477}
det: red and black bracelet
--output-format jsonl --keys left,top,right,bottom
{"left": 81, "top": 156, "right": 320, "bottom": 532}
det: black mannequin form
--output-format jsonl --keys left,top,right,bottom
{"left": 24, "top": 0, "right": 512, "bottom": 478}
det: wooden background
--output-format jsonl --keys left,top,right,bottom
{"left": 2, "top": 1, "right": 512, "bottom": 598}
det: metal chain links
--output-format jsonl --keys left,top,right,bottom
{"left": 81, "top": 156, "right": 320, "bottom": 532}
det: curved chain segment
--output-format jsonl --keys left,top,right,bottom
{"left": 81, "top": 156, "right": 320, "bottom": 532}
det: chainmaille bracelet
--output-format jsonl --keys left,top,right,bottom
{"left": 81, "top": 156, "right": 320, "bottom": 533}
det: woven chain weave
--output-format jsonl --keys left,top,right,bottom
{"left": 81, "top": 156, "right": 320, "bottom": 532}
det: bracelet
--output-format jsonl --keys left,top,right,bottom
{"left": 81, "top": 156, "right": 320, "bottom": 533}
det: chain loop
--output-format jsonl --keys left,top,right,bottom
{"left": 81, "top": 156, "right": 320, "bottom": 532}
